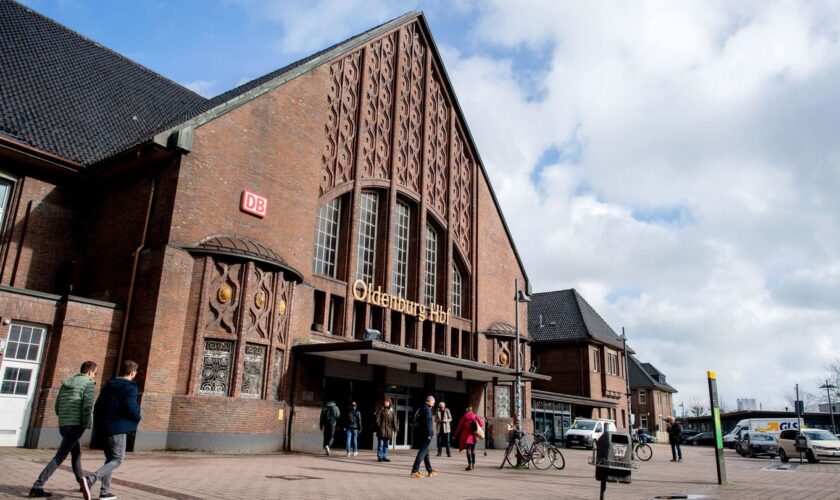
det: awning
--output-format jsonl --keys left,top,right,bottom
{"left": 532, "top": 389, "right": 618, "bottom": 408}
{"left": 293, "top": 340, "right": 550, "bottom": 383}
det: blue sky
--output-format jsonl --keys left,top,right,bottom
{"left": 22, "top": 0, "right": 840, "bottom": 411}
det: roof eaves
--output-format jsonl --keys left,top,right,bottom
{"left": 152, "top": 11, "right": 422, "bottom": 149}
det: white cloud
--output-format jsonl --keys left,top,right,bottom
{"left": 183, "top": 80, "right": 218, "bottom": 97}
{"left": 441, "top": 0, "right": 840, "bottom": 409}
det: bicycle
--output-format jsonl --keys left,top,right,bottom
{"left": 533, "top": 431, "right": 566, "bottom": 470}
{"left": 632, "top": 438, "right": 653, "bottom": 461}
{"left": 499, "top": 430, "right": 549, "bottom": 469}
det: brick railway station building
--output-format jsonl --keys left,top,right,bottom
{"left": 0, "top": 2, "right": 547, "bottom": 452}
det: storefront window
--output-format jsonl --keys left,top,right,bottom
{"left": 199, "top": 340, "right": 233, "bottom": 396}
{"left": 423, "top": 224, "right": 438, "bottom": 307}
{"left": 392, "top": 200, "right": 410, "bottom": 297}
{"left": 313, "top": 197, "right": 341, "bottom": 277}
{"left": 356, "top": 191, "right": 379, "bottom": 282}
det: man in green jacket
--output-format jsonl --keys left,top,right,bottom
{"left": 28, "top": 361, "right": 97, "bottom": 498}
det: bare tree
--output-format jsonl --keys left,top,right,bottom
{"left": 688, "top": 394, "right": 708, "bottom": 417}
{"left": 784, "top": 389, "right": 819, "bottom": 412}
{"left": 821, "top": 359, "right": 840, "bottom": 402}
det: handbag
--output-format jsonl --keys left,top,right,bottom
{"left": 472, "top": 419, "right": 485, "bottom": 439}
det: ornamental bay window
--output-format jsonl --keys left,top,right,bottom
{"left": 356, "top": 191, "right": 379, "bottom": 282}
{"left": 313, "top": 197, "right": 342, "bottom": 278}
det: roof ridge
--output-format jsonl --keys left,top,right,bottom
{"left": 12, "top": 0, "right": 205, "bottom": 103}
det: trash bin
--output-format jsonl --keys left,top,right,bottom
{"left": 593, "top": 431, "right": 633, "bottom": 484}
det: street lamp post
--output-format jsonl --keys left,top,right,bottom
{"left": 819, "top": 381, "right": 838, "bottom": 435}
{"left": 620, "top": 328, "right": 632, "bottom": 431}
{"left": 513, "top": 279, "right": 530, "bottom": 434}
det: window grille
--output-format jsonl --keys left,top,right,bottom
{"left": 313, "top": 197, "right": 341, "bottom": 277}
{"left": 451, "top": 264, "right": 462, "bottom": 317}
{"left": 391, "top": 201, "right": 410, "bottom": 297}
{"left": 356, "top": 192, "right": 379, "bottom": 282}
{"left": 240, "top": 344, "right": 266, "bottom": 399}
{"left": 199, "top": 340, "right": 233, "bottom": 396}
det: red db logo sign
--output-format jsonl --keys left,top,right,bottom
{"left": 240, "top": 190, "right": 268, "bottom": 218}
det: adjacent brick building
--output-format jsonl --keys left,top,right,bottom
{"left": 527, "top": 289, "right": 631, "bottom": 444}
{"left": 0, "top": 2, "right": 545, "bottom": 452}
{"left": 628, "top": 355, "right": 676, "bottom": 442}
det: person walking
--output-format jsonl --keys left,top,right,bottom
{"left": 410, "top": 395, "right": 437, "bottom": 478}
{"left": 28, "top": 361, "right": 98, "bottom": 498}
{"left": 80, "top": 360, "right": 141, "bottom": 500}
{"left": 453, "top": 406, "right": 484, "bottom": 471}
{"left": 435, "top": 401, "right": 452, "bottom": 457}
{"left": 666, "top": 416, "right": 683, "bottom": 462}
{"left": 344, "top": 401, "right": 362, "bottom": 457}
{"left": 319, "top": 399, "right": 340, "bottom": 456}
{"left": 374, "top": 397, "right": 397, "bottom": 462}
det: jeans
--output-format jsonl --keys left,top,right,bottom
{"left": 671, "top": 441, "right": 682, "bottom": 460}
{"left": 466, "top": 443, "right": 476, "bottom": 465}
{"left": 33, "top": 426, "right": 86, "bottom": 488}
{"left": 377, "top": 436, "right": 390, "bottom": 459}
{"left": 345, "top": 428, "right": 358, "bottom": 453}
{"left": 89, "top": 433, "right": 127, "bottom": 495}
{"left": 437, "top": 432, "right": 451, "bottom": 455}
{"left": 412, "top": 435, "right": 434, "bottom": 473}
{"left": 322, "top": 422, "right": 336, "bottom": 448}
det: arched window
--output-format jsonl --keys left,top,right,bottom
{"left": 423, "top": 223, "right": 438, "bottom": 307}
{"left": 313, "top": 197, "right": 341, "bottom": 278}
{"left": 356, "top": 191, "right": 379, "bottom": 282}
{"left": 392, "top": 200, "right": 410, "bottom": 297}
{"left": 451, "top": 264, "right": 462, "bottom": 317}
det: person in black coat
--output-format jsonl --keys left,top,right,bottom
{"left": 410, "top": 395, "right": 437, "bottom": 478}
{"left": 344, "top": 401, "right": 363, "bottom": 457}
{"left": 666, "top": 416, "right": 683, "bottom": 462}
{"left": 80, "top": 360, "right": 141, "bottom": 500}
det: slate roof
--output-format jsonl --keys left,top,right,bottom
{"left": 628, "top": 355, "right": 677, "bottom": 393}
{"left": 0, "top": 0, "right": 207, "bottom": 165}
{"left": 528, "top": 289, "right": 627, "bottom": 350}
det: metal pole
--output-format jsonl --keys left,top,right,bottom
{"left": 707, "top": 371, "right": 727, "bottom": 484}
{"left": 622, "top": 327, "right": 632, "bottom": 431}
{"left": 821, "top": 380, "right": 837, "bottom": 435}
{"left": 796, "top": 384, "right": 803, "bottom": 464}
{"left": 514, "top": 278, "right": 522, "bottom": 434}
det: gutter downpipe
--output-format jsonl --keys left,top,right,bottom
{"left": 115, "top": 174, "right": 155, "bottom": 376}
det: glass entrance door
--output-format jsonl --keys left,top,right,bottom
{"left": 0, "top": 324, "right": 47, "bottom": 447}
{"left": 389, "top": 394, "right": 412, "bottom": 449}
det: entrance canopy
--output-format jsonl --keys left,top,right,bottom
{"left": 294, "top": 340, "right": 550, "bottom": 383}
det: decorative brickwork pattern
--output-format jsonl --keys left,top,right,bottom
{"left": 207, "top": 261, "right": 242, "bottom": 334}
{"left": 320, "top": 51, "right": 362, "bottom": 196}
{"left": 244, "top": 265, "right": 273, "bottom": 339}
{"left": 358, "top": 33, "right": 396, "bottom": 181}
{"left": 394, "top": 23, "right": 426, "bottom": 195}
{"left": 451, "top": 127, "right": 473, "bottom": 259}
{"left": 424, "top": 66, "right": 449, "bottom": 220}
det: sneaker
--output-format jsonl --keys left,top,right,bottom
{"left": 353, "top": 451, "right": 358, "bottom": 457}
{"left": 377, "top": 457, "right": 383, "bottom": 462}
{"left": 28, "top": 488, "right": 52, "bottom": 498}
{"left": 324, "top": 445, "right": 330, "bottom": 456}
{"left": 346, "top": 452, "right": 351, "bottom": 457}
{"left": 427, "top": 471, "right": 438, "bottom": 478}
{"left": 678, "top": 458, "right": 682, "bottom": 462}
{"left": 99, "top": 494, "right": 117, "bottom": 500}
{"left": 410, "top": 471, "right": 423, "bottom": 478}
{"left": 80, "top": 477, "right": 93, "bottom": 500}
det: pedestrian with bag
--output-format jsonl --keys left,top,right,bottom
{"left": 344, "top": 401, "right": 362, "bottom": 457}
{"left": 28, "top": 361, "right": 98, "bottom": 498}
{"left": 434, "top": 401, "right": 452, "bottom": 457}
{"left": 319, "top": 399, "right": 340, "bottom": 456}
{"left": 410, "top": 395, "right": 437, "bottom": 478}
{"left": 452, "top": 406, "right": 484, "bottom": 470}
{"left": 374, "top": 397, "right": 397, "bottom": 462}
{"left": 666, "top": 416, "right": 683, "bottom": 462}
{"left": 80, "top": 360, "right": 141, "bottom": 500}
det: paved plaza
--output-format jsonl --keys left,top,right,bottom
{"left": 2, "top": 444, "right": 839, "bottom": 499}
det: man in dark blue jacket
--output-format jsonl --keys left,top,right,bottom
{"left": 410, "top": 395, "right": 437, "bottom": 478}
{"left": 80, "top": 360, "right": 141, "bottom": 500}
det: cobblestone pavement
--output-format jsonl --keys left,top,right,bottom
{"left": 2, "top": 444, "right": 839, "bottom": 499}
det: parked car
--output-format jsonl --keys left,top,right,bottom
{"left": 778, "top": 429, "right": 840, "bottom": 464}
{"left": 685, "top": 432, "right": 715, "bottom": 446}
{"left": 564, "top": 418, "right": 616, "bottom": 449}
{"left": 723, "top": 430, "right": 739, "bottom": 449}
{"left": 736, "top": 431, "right": 777, "bottom": 458}
{"left": 680, "top": 429, "right": 701, "bottom": 444}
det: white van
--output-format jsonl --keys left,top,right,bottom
{"left": 564, "top": 418, "right": 616, "bottom": 449}
{"left": 725, "top": 418, "right": 799, "bottom": 448}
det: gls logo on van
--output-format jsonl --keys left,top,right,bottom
{"left": 779, "top": 422, "right": 799, "bottom": 431}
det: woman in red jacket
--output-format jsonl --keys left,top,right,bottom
{"left": 453, "top": 406, "right": 484, "bottom": 470}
